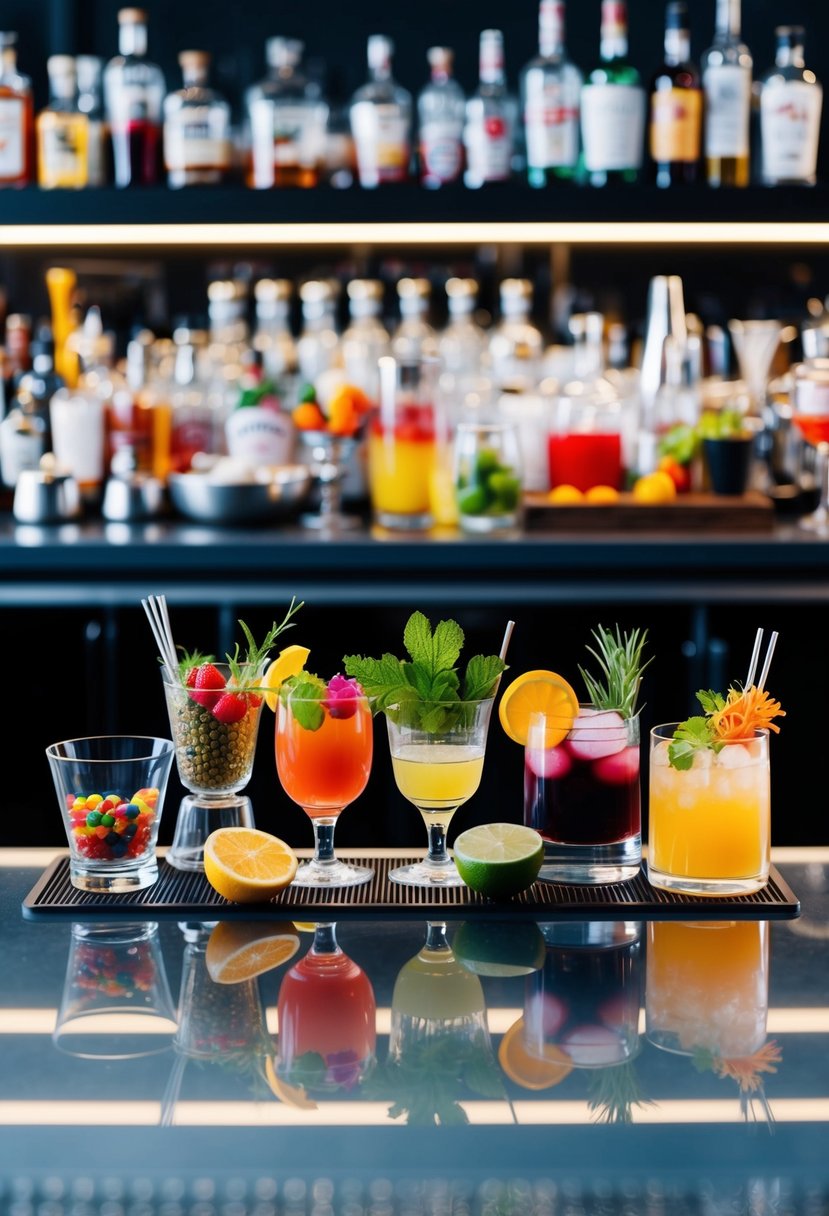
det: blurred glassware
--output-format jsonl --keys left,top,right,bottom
{"left": 791, "top": 356, "right": 829, "bottom": 533}
{"left": 369, "top": 354, "right": 437, "bottom": 531}
{"left": 391, "top": 278, "right": 439, "bottom": 363}
{"left": 453, "top": 420, "right": 523, "bottom": 535}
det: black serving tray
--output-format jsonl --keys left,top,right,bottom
{"left": 22, "top": 854, "right": 800, "bottom": 922}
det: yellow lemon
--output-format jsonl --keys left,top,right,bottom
{"left": 547, "top": 484, "right": 584, "bottom": 504}
{"left": 262, "top": 644, "right": 311, "bottom": 711}
{"left": 632, "top": 471, "right": 677, "bottom": 504}
{"left": 585, "top": 484, "right": 620, "bottom": 504}
{"left": 203, "top": 827, "right": 298, "bottom": 903}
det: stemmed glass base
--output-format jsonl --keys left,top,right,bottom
{"left": 298, "top": 431, "right": 363, "bottom": 533}
{"left": 294, "top": 816, "right": 373, "bottom": 889}
{"left": 168, "top": 794, "right": 254, "bottom": 872}
{"left": 389, "top": 820, "right": 465, "bottom": 888}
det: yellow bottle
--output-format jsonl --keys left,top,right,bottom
{"left": 37, "top": 56, "right": 89, "bottom": 189}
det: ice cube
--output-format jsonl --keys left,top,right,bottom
{"left": 567, "top": 709, "right": 627, "bottom": 761}
{"left": 691, "top": 748, "right": 713, "bottom": 771}
{"left": 651, "top": 740, "right": 672, "bottom": 767}
{"left": 716, "top": 743, "right": 752, "bottom": 769}
{"left": 594, "top": 746, "right": 640, "bottom": 786}
{"left": 526, "top": 744, "right": 571, "bottom": 781}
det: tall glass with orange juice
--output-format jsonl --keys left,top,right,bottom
{"left": 368, "top": 355, "right": 436, "bottom": 530}
{"left": 275, "top": 674, "right": 373, "bottom": 887}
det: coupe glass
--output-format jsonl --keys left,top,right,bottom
{"left": 386, "top": 696, "right": 495, "bottom": 887}
{"left": 791, "top": 358, "right": 829, "bottom": 534}
{"left": 275, "top": 685, "right": 374, "bottom": 887}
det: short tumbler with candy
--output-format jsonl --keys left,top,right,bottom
{"left": 47, "top": 735, "right": 175, "bottom": 893}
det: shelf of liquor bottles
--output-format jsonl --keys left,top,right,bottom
{"left": 0, "top": 183, "right": 828, "bottom": 248}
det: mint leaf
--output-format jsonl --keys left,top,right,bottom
{"left": 463, "top": 654, "right": 507, "bottom": 702}
{"left": 342, "top": 653, "right": 413, "bottom": 713}
{"left": 696, "top": 689, "right": 726, "bottom": 714}
{"left": 288, "top": 1051, "right": 327, "bottom": 1089}
{"left": 285, "top": 675, "right": 326, "bottom": 731}
{"left": 668, "top": 716, "right": 715, "bottom": 770}
{"left": 402, "top": 660, "right": 460, "bottom": 703}
{"left": 404, "top": 611, "right": 464, "bottom": 678}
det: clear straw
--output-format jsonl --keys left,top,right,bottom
{"left": 757, "top": 631, "right": 779, "bottom": 692}
{"left": 745, "top": 628, "right": 764, "bottom": 689}
{"left": 494, "top": 620, "right": 515, "bottom": 694}
{"left": 141, "top": 594, "right": 178, "bottom": 679}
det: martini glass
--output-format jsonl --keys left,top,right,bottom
{"left": 386, "top": 696, "right": 495, "bottom": 888}
{"left": 791, "top": 358, "right": 829, "bottom": 534}
{"left": 728, "top": 320, "right": 782, "bottom": 418}
{"left": 275, "top": 683, "right": 374, "bottom": 887}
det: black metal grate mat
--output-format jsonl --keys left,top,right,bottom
{"left": 22, "top": 855, "right": 801, "bottom": 921}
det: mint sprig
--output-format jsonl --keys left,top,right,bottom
{"left": 281, "top": 672, "right": 327, "bottom": 731}
{"left": 343, "top": 611, "right": 506, "bottom": 733}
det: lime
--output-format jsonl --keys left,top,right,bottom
{"left": 458, "top": 486, "right": 487, "bottom": 515}
{"left": 453, "top": 920, "right": 546, "bottom": 977}
{"left": 453, "top": 823, "right": 544, "bottom": 900}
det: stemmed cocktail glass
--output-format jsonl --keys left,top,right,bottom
{"left": 386, "top": 696, "right": 496, "bottom": 887}
{"left": 275, "top": 680, "right": 374, "bottom": 887}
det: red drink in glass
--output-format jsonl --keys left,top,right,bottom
{"left": 548, "top": 432, "right": 622, "bottom": 492}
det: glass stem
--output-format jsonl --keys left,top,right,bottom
{"left": 426, "top": 818, "right": 453, "bottom": 866}
{"left": 424, "top": 921, "right": 450, "bottom": 951}
{"left": 312, "top": 922, "right": 338, "bottom": 954}
{"left": 311, "top": 816, "right": 338, "bottom": 867}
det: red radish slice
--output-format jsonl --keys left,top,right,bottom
{"left": 567, "top": 709, "right": 628, "bottom": 761}
{"left": 561, "top": 1024, "right": 627, "bottom": 1066}
{"left": 526, "top": 745, "right": 571, "bottom": 780}
{"left": 594, "top": 746, "right": 640, "bottom": 786}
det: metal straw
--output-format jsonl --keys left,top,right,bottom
{"left": 757, "top": 631, "right": 779, "bottom": 692}
{"left": 745, "top": 628, "right": 764, "bottom": 689}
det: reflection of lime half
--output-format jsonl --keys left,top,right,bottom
{"left": 452, "top": 921, "right": 546, "bottom": 977}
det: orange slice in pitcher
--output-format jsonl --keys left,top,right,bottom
{"left": 498, "top": 670, "right": 579, "bottom": 748}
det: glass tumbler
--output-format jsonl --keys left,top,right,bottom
{"left": 368, "top": 355, "right": 437, "bottom": 531}
{"left": 453, "top": 421, "right": 523, "bottom": 535}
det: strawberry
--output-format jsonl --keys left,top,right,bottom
{"left": 212, "top": 692, "right": 248, "bottom": 724}
{"left": 185, "top": 667, "right": 198, "bottom": 689}
{"left": 192, "top": 663, "right": 226, "bottom": 709}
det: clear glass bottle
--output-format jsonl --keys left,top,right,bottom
{"left": 521, "top": 0, "right": 583, "bottom": 187}
{"left": 439, "top": 278, "right": 488, "bottom": 379}
{"left": 37, "top": 56, "right": 89, "bottom": 189}
{"left": 247, "top": 37, "right": 329, "bottom": 189}
{"left": 342, "top": 280, "right": 390, "bottom": 402}
{"left": 297, "top": 280, "right": 342, "bottom": 387}
{"left": 104, "top": 8, "right": 165, "bottom": 188}
{"left": 649, "top": 0, "right": 702, "bottom": 187}
{"left": 76, "top": 56, "right": 107, "bottom": 186}
{"left": 760, "top": 26, "right": 823, "bottom": 187}
{"left": 464, "top": 29, "right": 517, "bottom": 188}
{"left": 169, "top": 326, "right": 213, "bottom": 472}
{"left": 391, "top": 278, "right": 439, "bottom": 363}
{"left": 253, "top": 279, "right": 298, "bottom": 403}
{"left": 349, "top": 35, "right": 412, "bottom": 188}
{"left": 417, "top": 47, "right": 465, "bottom": 188}
{"left": 163, "top": 51, "right": 231, "bottom": 188}
{"left": 702, "top": 0, "right": 752, "bottom": 187}
{"left": 0, "top": 32, "right": 33, "bottom": 187}
{"left": 580, "top": 0, "right": 646, "bottom": 186}
{"left": 489, "top": 279, "right": 543, "bottom": 391}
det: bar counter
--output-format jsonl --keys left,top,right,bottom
{"left": 2, "top": 846, "right": 829, "bottom": 1213}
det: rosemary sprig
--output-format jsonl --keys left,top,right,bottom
{"left": 578, "top": 624, "right": 652, "bottom": 718}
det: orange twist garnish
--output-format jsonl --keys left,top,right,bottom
{"left": 710, "top": 685, "right": 786, "bottom": 741}
{"left": 712, "top": 1040, "right": 783, "bottom": 1093}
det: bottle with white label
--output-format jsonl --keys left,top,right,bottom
{"left": 760, "top": 26, "right": 822, "bottom": 187}
{"left": 520, "top": 0, "right": 583, "bottom": 186}
{"left": 702, "top": 0, "right": 752, "bottom": 187}
{"left": 417, "top": 47, "right": 465, "bottom": 188}
{"left": 246, "top": 38, "right": 329, "bottom": 189}
{"left": 0, "top": 32, "right": 32, "bottom": 188}
{"left": 464, "top": 30, "right": 517, "bottom": 188}
{"left": 349, "top": 35, "right": 412, "bottom": 188}
{"left": 104, "top": 8, "right": 165, "bottom": 188}
{"left": 648, "top": 1, "right": 702, "bottom": 187}
{"left": 163, "top": 51, "right": 231, "bottom": 188}
{"left": 580, "top": 1, "right": 646, "bottom": 186}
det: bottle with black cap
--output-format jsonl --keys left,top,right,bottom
{"left": 649, "top": 1, "right": 702, "bottom": 187}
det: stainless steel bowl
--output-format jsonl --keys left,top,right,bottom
{"left": 167, "top": 465, "right": 311, "bottom": 525}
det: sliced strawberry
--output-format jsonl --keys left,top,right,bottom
{"left": 185, "top": 667, "right": 199, "bottom": 689}
{"left": 212, "top": 692, "right": 248, "bottom": 724}
{"left": 192, "top": 663, "right": 225, "bottom": 708}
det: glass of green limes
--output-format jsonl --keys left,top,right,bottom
{"left": 453, "top": 422, "right": 524, "bottom": 535}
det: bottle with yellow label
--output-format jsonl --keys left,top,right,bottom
{"left": 649, "top": 1, "right": 701, "bottom": 187}
{"left": 37, "top": 56, "right": 89, "bottom": 189}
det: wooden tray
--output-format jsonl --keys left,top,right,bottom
{"left": 524, "top": 491, "right": 775, "bottom": 533}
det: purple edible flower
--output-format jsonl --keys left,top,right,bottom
{"left": 324, "top": 674, "right": 363, "bottom": 720}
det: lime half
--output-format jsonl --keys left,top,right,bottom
{"left": 453, "top": 920, "right": 546, "bottom": 977}
{"left": 453, "top": 823, "right": 544, "bottom": 900}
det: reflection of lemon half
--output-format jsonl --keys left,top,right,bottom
{"left": 498, "top": 1017, "right": 573, "bottom": 1090}
{"left": 262, "top": 645, "right": 311, "bottom": 711}
{"left": 205, "top": 921, "right": 300, "bottom": 984}
{"left": 292, "top": 922, "right": 317, "bottom": 933}
{"left": 264, "top": 1056, "right": 318, "bottom": 1109}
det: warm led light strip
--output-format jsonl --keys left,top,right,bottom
{"left": 0, "top": 1098, "right": 827, "bottom": 1126}
{"left": 0, "top": 222, "right": 826, "bottom": 248}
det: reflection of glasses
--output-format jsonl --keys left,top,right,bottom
{"left": 53, "top": 922, "right": 176, "bottom": 1061}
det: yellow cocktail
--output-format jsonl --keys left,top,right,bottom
{"left": 648, "top": 726, "right": 770, "bottom": 895}
{"left": 368, "top": 415, "right": 435, "bottom": 528}
{"left": 391, "top": 743, "right": 485, "bottom": 822}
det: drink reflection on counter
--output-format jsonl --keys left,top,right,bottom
{"left": 646, "top": 920, "right": 782, "bottom": 1123}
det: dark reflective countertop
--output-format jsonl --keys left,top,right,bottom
{"left": 3, "top": 849, "right": 829, "bottom": 1215}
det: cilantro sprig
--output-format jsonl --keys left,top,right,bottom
{"left": 667, "top": 690, "right": 726, "bottom": 770}
{"left": 343, "top": 611, "right": 506, "bottom": 734}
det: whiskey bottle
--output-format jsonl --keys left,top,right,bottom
{"left": 520, "top": 0, "right": 582, "bottom": 187}
{"left": 702, "top": 0, "right": 752, "bottom": 187}
{"left": 649, "top": 1, "right": 702, "bottom": 186}
{"left": 37, "top": 56, "right": 89, "bottom": 189}
{"left": 760, "top": 26, "right": 823, "bottom": 186}
{"left": 163, "top": 51, "right": 231, "bottom": 188}
{"left": 0, "top": 33, "right": 33, "bottom": 188}
{"left": 246, "top": 38, "right": 329, "bottom": 189}
{"left": 580, "top": 1, "right": 646, "bottom": 186}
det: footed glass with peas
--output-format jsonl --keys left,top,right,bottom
{"left": 453, "top": 422, "right": 523, "bottom": 535}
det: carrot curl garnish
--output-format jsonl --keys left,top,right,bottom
{"left": 710, "top": 686, "right": 785, "bottom": 741}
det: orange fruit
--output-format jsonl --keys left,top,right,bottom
{"left": 632, "top": 471, "right": 677, "bottom": 504}
{"left": 261, "top": 644, "right": 311, "bottom": 712}
{"left": 292, "top": 402, "right": 327, "bottom": 432}
{"left": 203, "top": 827, "right": 298, "bottom": 903}
{"left": 547, "top": 484, "right": 584, "bottom": 503}
{"left": 498, "top": 670, "right": 579, "bottom": 748}
{"left": 498, "top": 1017, "right": 574, "bottom": 1090}
{"left": 205, "top": 920, "right": 301, "bottom": 984}
{"left": 584, "top": 484, "right": 620, "bottom": 504}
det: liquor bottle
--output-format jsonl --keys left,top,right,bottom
{"left": 701, "top": 0, "right": 752, "bottom": 188}
{"left": 169, "top": 326, "right": 213, "bottom": 471}
{"left": 342, "top": 280, "right": 390, "bottom": 401}
{"left": 520, "top": 0, "right": 582, "bottom": 187}
{"left": 391, "top": 278, "right": 439, "bottom": 363}
{"left": 252, "top": 279, "right": 299, "bottom": 404}
{"left": 417, "top": 47, "right": 465, "bottom": 188}
{"left": 103, "top": 8, "right": 165, "bottom": 188}
{"left": 760, "top": 26, "right": 823, "bottom": 187}
{"left": 76, "top": 56, "right": 108, "bottom": 186}
{"left": 349, "top": 35, "right": 412, "bottom": 188}
{"left": 163, "top": 51, "right": 231, "bottom": 188}
{"left": 439, "top": 278, "right": 488, "bottom": 379}
{"left": 246, "top": 38, "right": 329, "bottom": 189}
{"left": 489, "top": 279, "right": 543, "bottom": 391}
{"left": 37, "top": 56, "right": 89, "bottom": 189}
{"left": 649, "top": 1, "right": 702, "bottom": 187}
{"left": 580, "top": 1, "right": 646, "bottom": 186}
{"left": 463, "top": 30, "right": 516, "bottom": 188}
{"left": 0, "top": 33, "right": 33, "bottom": 188}
{"left": 297, "top": 280, "right": 342, "bottom": 387}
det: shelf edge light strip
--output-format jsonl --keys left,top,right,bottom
{"left": 1, "top": 222, "right": 829, "bottom": 247}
